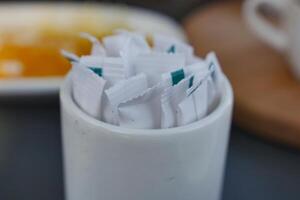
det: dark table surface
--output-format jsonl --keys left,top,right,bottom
{"left": 0, "top": 100, "right": 299, "bottom": 200}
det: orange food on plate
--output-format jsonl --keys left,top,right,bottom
{"left": 0, "top": 26, "right": 124, "bottom": 78}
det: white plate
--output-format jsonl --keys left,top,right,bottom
{"left": 0, "top": 3, "right": 186, "bottom": 97}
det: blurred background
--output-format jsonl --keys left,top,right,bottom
{"left": 0, "top": 0, "right": 300, "bottom": 200}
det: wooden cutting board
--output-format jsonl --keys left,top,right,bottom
{"left": 184, "top": 1, "right": 300, "bottom": 149}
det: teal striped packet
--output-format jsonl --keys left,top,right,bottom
{"left": 161, "top": 72, "right": 209, "bottom": 128}
{"left": 71, "top": 63, "right": 107, "bottom": 119}
{"left": 161, "top": 61, "right": 209, "bottom": 88}
{"left": 78, "top": 56, "right": 127, "bottom": 86}
{"left": 161, "top": 52, "right": 224, "bottom": 128}
{"left": 204, "top": 52, "right": 224, "bottom": 112}
{"left": 205, "top": 52, "right": 223, "bottom": 88}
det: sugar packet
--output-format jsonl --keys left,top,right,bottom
{"left": 205, "top": 52, "right": 223, "bottom": 112}
{"left": 152, "top": 33, "right": 194, "bottom": 63}
{"left": 161, "top": 71, "right": 209, "bottom": 128}
{"left": 130, "top": 52, "right": 186, "bottom": 86}
{"left": 61, "top": 50, "right": 80, "bottom": 63}
{"left": 179, "top": 73, "right": 209, "bottom": 126}
{"left": 103, "top": 31, "right": 150, "bottom": 57}
{"left": 161, "top": 61, "right": 208, "bottom": 87}
{"left": 78, "top": 56, "right": 127, "bottom": 86}
{"left": 79, "top": 32, "right": 106, "bottom": 56}
{"left": 71, "top": 63, "right": 106, "bottom": 119}
{"left": 104, "top": 73, "right": 148, "bottom": 125}
{"left": 116, "top": 83, "right": 165, "bottom": 129}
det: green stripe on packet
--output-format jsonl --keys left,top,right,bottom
{"left": 89, "top": 67, "right": 103, "bottom": 77}
{"left": 189, "top": 76, "right": 194, "bottom": 88}
{"left": 167, "top": 45, "right": 176, "bottom": 54}
{"left": 171, "top": 69, "right": 185, "bottom": 86}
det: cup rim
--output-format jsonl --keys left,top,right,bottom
{"left": 60, "top": 73, "right": 233, "bottom": 136}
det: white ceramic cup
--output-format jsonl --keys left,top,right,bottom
{"left": 60, "top": 73, "right": 233, "bottom": 200}
{"left": 243, "top": 0, "right": 300, "bottom": 79}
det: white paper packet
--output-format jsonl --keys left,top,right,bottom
{"left": 205, "top": 52, "right": 224, "bottom": 112}
{"left": 79, "top": 32, "right": 106, "bottom": 56}
{"left": 179, "top": 74, "right": 209, "bottom": 126}
{"left": 152, "top": 33, "right": 194, "bottom": 61}
{"left": 161, "top": 76, "right": 192, "bottom": 128}
{"left": 116, "top": 82, "right": 166, "bottom": 129}
{"left": 103, "top": 30, "right": 150, "bottom": 57}
{"left": 161, "top": 61, "right": 208, "bottom": 87}
{"left": 188, "top": 56, "right": 205, "bottom": 65}
{"left": 161, "top": 72, "right": 209, "bottom": 128}
{"left": 102, "top": 34, "right": 127, "bottom": 57}
{"left": 115, "top": 29, "right": 149, "bottom": 48}
{"left": 71, "top": 63, "right": 106, "bottom": 119}
{"left": 161, "top": 52, "right": 224, "bottom": 118}
{"left": 78, "top": 56, "right": 127, "bottom": 86}
{"left": 61, "top": 49, "right": 79, "bottom": 62}
{"left": 131, "top": 52, "right": 186, "bottom": 86}
{"left": 120, "top": 37, "right": 152, "bottom": 77}
{"left": 206, "top": 52, "right": 223, "bottom": 89}
{"left": 104, "top": 73, "right": 149, "bottom": 125}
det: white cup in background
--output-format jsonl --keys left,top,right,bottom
{"left": 243, "top": 0, "right": 300, "bottom": 79}
{"left": 60, "top": 73, "right": 233, "bottom": 200}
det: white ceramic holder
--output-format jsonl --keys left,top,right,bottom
{"left": 60, "top": 73, "right": 233, "bottom": 200}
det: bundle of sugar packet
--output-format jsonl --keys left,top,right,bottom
{"left": 64, "top": 30, "right": 224, "bottom": 129}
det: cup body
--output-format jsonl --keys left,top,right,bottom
{"left": 60, "top": 74, "right": 233, "bottom": 200}
{"left": 285, "top": 2, "right": 300, "bottom": 78}
{"left": 243, "top": 0, "right": 300, "bottom": 79}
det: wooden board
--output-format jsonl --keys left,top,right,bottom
{"left": 183, "top": 1, "right": 300, "bottom": 149}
